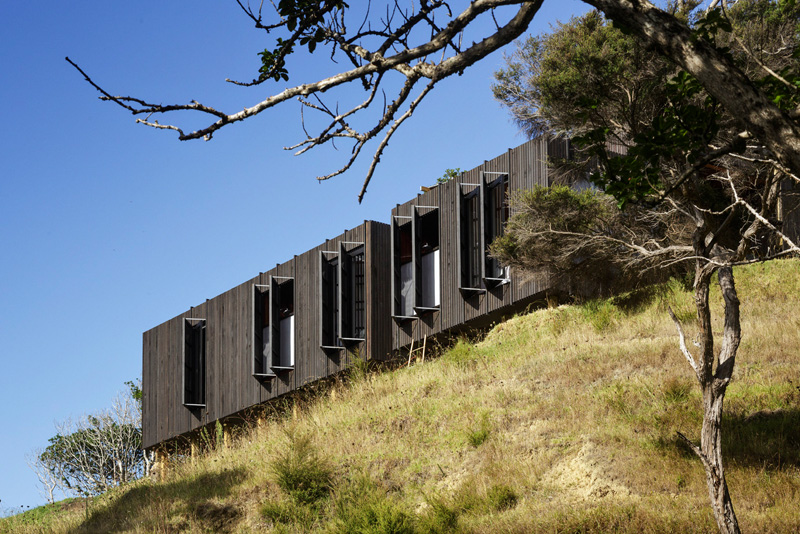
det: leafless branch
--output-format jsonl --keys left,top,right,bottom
{"left": 668, "top": 307, "right": 701, "bottom": 381}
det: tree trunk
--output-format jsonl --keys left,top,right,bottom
{"left": 686, "top": 263, "right": 741, "bottom": 534}
{"left": 700, "top": 384, "right": 740, "bottom": 534}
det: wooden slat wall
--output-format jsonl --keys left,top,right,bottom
{"left": 143, "top": 134, "right": 575, "bottom": 449}
{"left": 390, "top": 136, "right": 567, "bottom": 352}
{"left": 142, "top": 221, "right": 391, "bottom": 449}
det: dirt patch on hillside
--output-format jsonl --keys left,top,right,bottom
{"left": 541, "top": 442, "right": 634, "bottom": 502}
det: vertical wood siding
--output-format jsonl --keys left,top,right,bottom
{"left": 390, "top": 136, "right": 565, "bottom": 351}
{"left": 144, "top": 136, "right": 588, "bottom": 449}
{"left": 143, "top": 221, "right": 391, "bottom": 449}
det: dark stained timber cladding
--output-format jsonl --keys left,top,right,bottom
{"left": 143, "top": 137, "right": 573, "bottom": 450}
{"left": 390, "top": 136, "right": 569, "bottom": 351}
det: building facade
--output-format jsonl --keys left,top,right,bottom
{"left": 142, "top": 136, "right": 587, "bottom": 450}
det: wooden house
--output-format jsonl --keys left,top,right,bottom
{"left": 389, "top": 136, "right": 572, "bottom": 351}
{"left": 141, "top": 221, "right": 392, "bottom": 449}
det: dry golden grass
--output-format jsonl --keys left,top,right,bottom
{"left": 3, "top": 259, "right": 799, "bottom": 534}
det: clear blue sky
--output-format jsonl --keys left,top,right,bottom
{"left": 0, "top": 0, "right": 589, "bottom": 511}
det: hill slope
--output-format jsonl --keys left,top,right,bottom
{"left": 5, "top": 259, "right": 800, "bottom": 534}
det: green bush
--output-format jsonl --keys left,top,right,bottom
{"left": 260, "top": 499, "right": 316, "bottom": 530}
{"left": 487, "top": 484, "right": 518, "bottom": 511}
{"left": 581, "top": 300, "right": 619, "bottom": 332}
{"left": 332, "top": 475, "right": 415, "bottom": 534}
{"left": 270, "top": 430, "right": 332, "bottom": 505}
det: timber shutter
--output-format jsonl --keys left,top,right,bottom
{"left": 458, "top": 183, "right": 484, "bottom": 296}
{"left": 484, "top": 173, "right": 509, "bottom": 285}
{"left": 340, "top": 243, "right": 366, "bottom": 342}
{"left": 391, "top": 215, "right": 415, "bottom": 319}
{"left": 252, "top": 284, "right": 274, "bottom": 378}
{"left": 320, "top": 251, "right": 340, "bottom": 349}
{"left": 271, "top": 277, "right": 295, "bottom": 370}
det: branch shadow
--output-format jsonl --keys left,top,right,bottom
{"left": 722, "top": 408, "right": 800, "bottom": 469}
{"left": 666, "top": 408, "right": 800, "bottom": 468}
{"left": 67, "top": 467, "right": 247, "bottom": 534}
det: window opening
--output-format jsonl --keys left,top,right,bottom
{"left": 340, "top": 244, "right": 366, "bottom": 342}
{"left": 484, "top": 174, "right": 510, "bottom": 285}
{"left": 253, "top": 284, "right": 275, "bottom": 379}
{"left": 270, "top": 276, "right": 295, "bottom": 371}
{"left": 459, "top": 185, "right": 483, "bottom": 294}
{"left": 183, "top": 318, "right": 206, "bottom": 407}
{"left": 391, "top": 216, "right": 416, "bottom": 320}
{"left": 320, "top": 251, "right": 341, "bottom": 350}
{"left": 414, "top": 207, "right": 440, "bottom": 314}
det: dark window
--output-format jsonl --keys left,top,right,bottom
{"left": 183, "top": 318, "right": 206, "bottom": 407}
{"left": 320, "top": 253, "right": 340, "bottom": 348}
{"left": 459, "top": 186, "right": 482, "bottom": 290}
{"left": 484, "top": 174, "right": 509, "bottom": 281}
{"left": 253, "top": 285, "right": 273, "bottom": 377}
{"left": 341, "top": 245, "right": 366, "bottom": 340}
{"left": 392, "top": 217, "right": 415, "bottom": 318}
{"left": 272, "top": 278, "right": 295, "bottom": 369}
{"left": 415, "top": 208, "right": 440, "bottom": 311}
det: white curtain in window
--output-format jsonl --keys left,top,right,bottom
{"left": 421, "top": 250, "right": 440, "bottom": 308}
{"left": 279, "top": 316, "right": 294, "bottom": 366}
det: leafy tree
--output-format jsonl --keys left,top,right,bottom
{"left": 492, "top": 3, "right": 800, "bottom": 533}
{"left": 68, "top": 0, "right": 800, "bottom": 203}
{"left": 32, "top": 383, "right": 150, "bottom": 498}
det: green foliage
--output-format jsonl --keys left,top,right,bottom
{"left": 270, "top": 430, "right": 332, "bottom": 505}
{"left": 442, "top": 340, "right": 478, "bottom": 369}
{"left": 348, "top": 350, "right": 371, "bottom": 382}
{"left": 662, "top": 377, "right": 693, "bottom": 405}
{"left": 257, "top": 0, "right": 349, "bottom": 82}
{"left": 491, "top": 186, "right": 687, "bottom": 298}
{"left": 332, "top": 475, "right": 415, "bottom": 534}
{"left": 577, "top": 66, "right": 726, "bottom": 207}
{"left": 417, "top": 496, "right": 460, "bottom": 534}
{"left": 493, "top": 11, "right": 668, "bottom": 140}
{"left": 260, "top": 498, "right": 316, "bottom": 529}
{"left": 581, "top": 300, "right": 620, "bottom": 332}
{"left": 39, "top": 384, "right": 145, "bottom": 497}
{"left": 465, "top": 413, "right": 491, "bottom": 448}
{"left": 437, "top": 168, "right": 461, "bottom": 184}
{"left": 486, "top": 484, "right": 518, "bottom": 512}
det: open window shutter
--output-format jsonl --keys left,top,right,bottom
{"left": 457, "top": 187, "right": 466, "bottom": 288}
{"left": 479, "top": 179, "right": 486, "bottom": 282}
{"left": 391, "top": 216, "right": 400, "bottom": 316}
{"left": 485, "top": 180, "right": 497, "bottom": 278}
{"left": 253, "top": 286, "right": 264, "bottom": 374}
{"left": 270, "top": 277, "right": 280, "bottom": 369}
{"left": 339, "top": 242, "right": 352, "bottom": 339}
{"left": 183, "top": 320, "right": 193, "bottom": 405}
{"left": 320, "top": 253, "right": 338, "bottom": 347}
{"left": 194, "top": 321, "right": 205, "bottom": 405}
{"left": 412, "top": 209, "right": 421, "bottom": 310}
{"left": 319, "top": 252, "right": 326, "bottom": 347}
{"left": 352, "top": 247, "right": 366, "bottom": 338}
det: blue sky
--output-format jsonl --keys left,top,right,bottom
{"left": 0, "top": 0, "right": 589, "bottom": 511}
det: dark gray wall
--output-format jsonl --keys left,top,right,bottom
{"left": 142, "top": 221, "right": 391, "bottom": 449}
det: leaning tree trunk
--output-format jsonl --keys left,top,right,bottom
{"left": 674, "top": 260, "right": 742, "bottom": 534}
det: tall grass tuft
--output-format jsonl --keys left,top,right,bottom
{"left": 270, "top": 429, "right": 332, "bottom": 506}
{"left": 331, "top": 475, "right": 415, "bottom": 534}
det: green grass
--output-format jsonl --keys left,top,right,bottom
{"left": 4, "top": 259, "right": 799, "bottom": 533}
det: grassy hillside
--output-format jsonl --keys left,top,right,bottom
{"left": 5, "top": 259, "right": 799, "bottom": 534}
